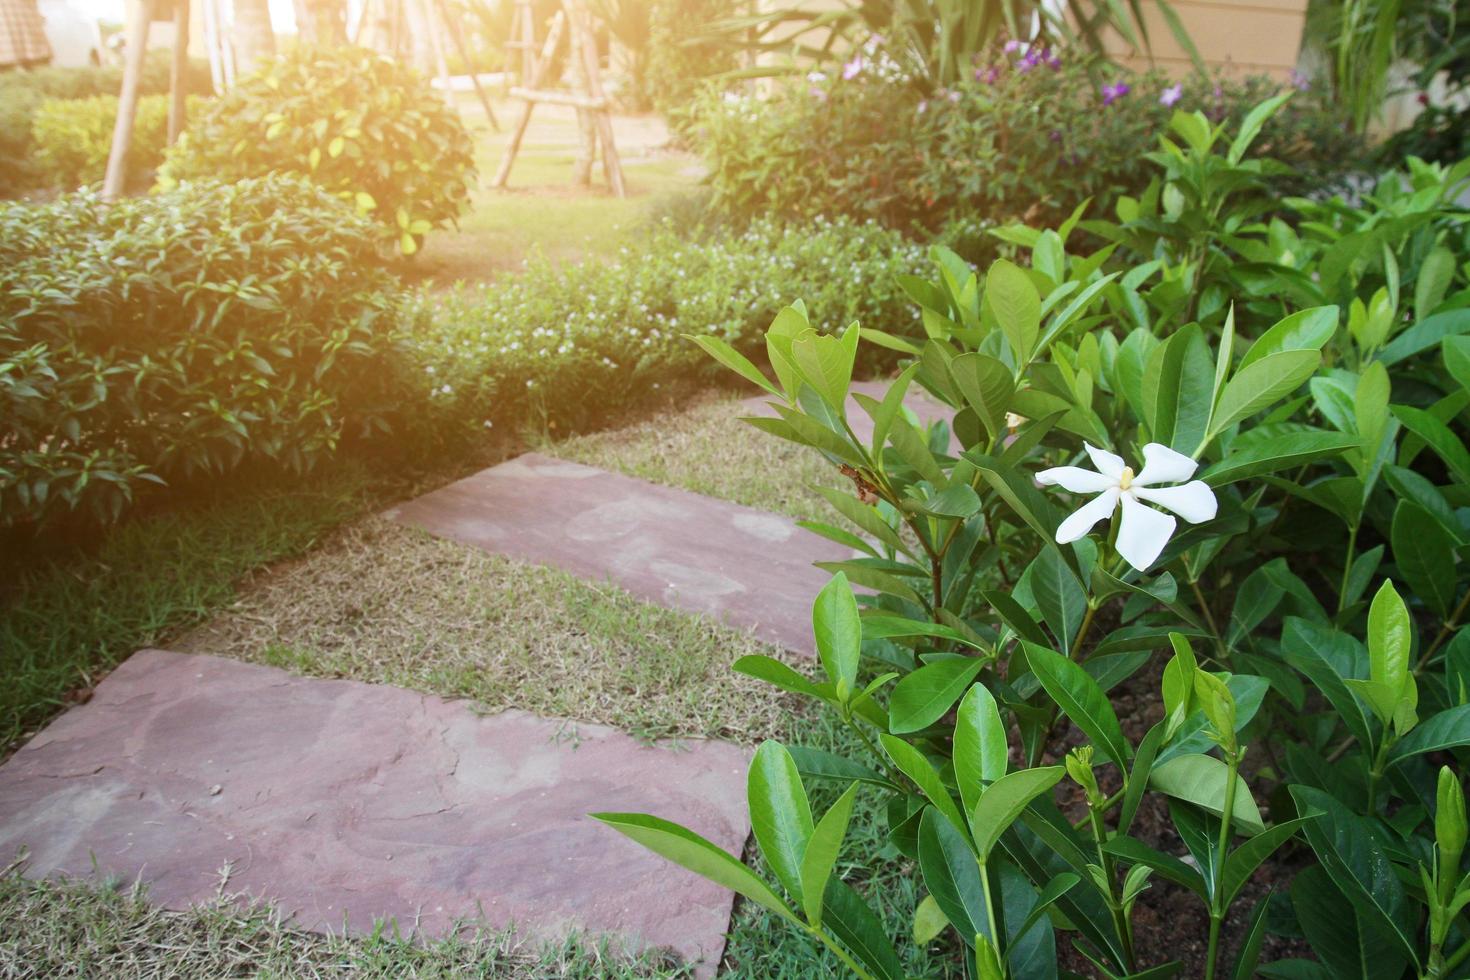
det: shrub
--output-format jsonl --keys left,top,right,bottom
{"left": 693, "top": 46, "right": 1360, "bottom": 234}
{"left": 601, "top": 102, "right": 1470, "bottom": 977}
{"left": 408, "top": 217, "right": 927, "bottom": 440}
{"left": 30, "top": 93, "right": 203, "bottom": 190}
{"left": 0, "top": 53, "right": 211, "bottom": 196}
{"left": 0, "top": 176, "right": 414, "bottom": 531}
{"left": 158, "top": 46, "right": 475, "bottom": 255}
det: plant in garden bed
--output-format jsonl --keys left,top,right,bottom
{"left": 594, "top": 98, "right": 1470, "bottom": 975}
{"left": 157, "top": 46, "right": 475, "bottom": 255}
{"left": 0, "top": 176, "right": 415, "bottom": 531}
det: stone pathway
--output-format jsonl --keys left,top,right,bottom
{"left": 0, "top": 649, "right": 751, "bottom": 976}
{"left": 385, "top": 452, "right": 849, "bottom": 655}
{"left": 3, "top": 390, "right": 961, "bottom": 973}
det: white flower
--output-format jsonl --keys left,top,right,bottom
{"left": 1036, "top": 443, "right": 1218, "bottom": 571}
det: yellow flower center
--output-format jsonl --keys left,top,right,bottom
{"left": 1118, "top": 466, "right": 1135, "bottom": 490}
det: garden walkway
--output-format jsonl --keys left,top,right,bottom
{"left": 0, "top": 382, "right": 955, "bottom": 973}
{"left": 0, "top": 649, "right": 750, "bottom": 976}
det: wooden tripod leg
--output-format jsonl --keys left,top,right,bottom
{"left": 567, "top": 0, "right": 624, "bottom": 196}
{"left": 436, "top": 0, "right": 499, "bottom": 131}
{"left": 103, "top": 0, "right": 156, "bottom": 199}
{"left": 167, "top": 0, "right": 189, "bottom": 142}
{"left": 492, "top": 10, "right": 564, "bottom": 188}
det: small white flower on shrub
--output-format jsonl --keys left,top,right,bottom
{"left": 1037, "top": 443, "right": 1217, "bottom": 571}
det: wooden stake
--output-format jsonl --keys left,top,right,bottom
{"left": 416, "top": 0, "right": 455, "bottom": 110}
{"left": 167, "top": 0, "right": 190, "bottom": 142}
{"left": 491, "top": 9, "right": 564, "bottom": 188}
{"left": 103, "top": 0, "right": 156, "bottom": 199}
{"left": 567, "top": 0, "right": 623, "bottom": 196}
{"left": 435, "top": 0, "right": 499, "bottom": 131}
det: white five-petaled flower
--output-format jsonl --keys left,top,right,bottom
{"left": 1037, "top": 443, "right": 1218, "bottom": 571}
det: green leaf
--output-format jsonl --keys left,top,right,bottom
{"left": 1228, "top": 91, "right": 1292, "bottom": 163}
{"left": 748, "top": 741, "right": 814, "bottom": 902}
{"left": 1203, "top": 429, "right": 1358, "bottom": 485}
{"left": 1292, "top": 864, "right": 1409, "bottom": 980}
{"left": 1359, "top": 580, "right": 1415, "bottom": 731}
{"left": 914, "top": 893, "right": 950, "bottom": 944}
{"left": 1029, "top": 547, "right": 1087, "bottom": 654}
{"left": 1024, "top": 644, "right": 1131, "bottom": 768}
{"left": 1391, "top": 500, "right": 1458, "bottom": 618}
{"left": 790, "top": 324, "right": 859, "bottom": 412}
{"left": 800, "top": 783, "right": 858, "bottom": 927}
{"left": 918, "top": 806, "right": 989, "bottom": 946}
{"left": 1289, "top": 785, "right": 1419, "bottom": 966}
{"left": 1237, "top": 306, "right": 1338, "bottom": 371}
{"left": 1143, "top": 323, "right": 1213, "bottom": 451}
{"left": 591, "top": 812, "right": 799, "bottom": 923}
{"left": 732, "top": 655, "right": 827, "bottom": 701}
{"left": 1232, "top": 896, "right": 1274, "bottom": 980}
{"left": 1149, "top": 755, "right": 1265, "bottom": 836}
{"left": 1101, "top": 836, "right": 1207, "bottom": 899}
{"left": 950, "top": 353, "right": 1015, "bottom": 440}
{"left": 1392, "top": 404, "right": 1470, "bottom": 484}
{"left": 1221, "top": 815, "right": 1317, "bottom": 907}
{"left": 969, "top": 767, "right": 1065, "bottom": 860}
{"left": 1387, "top": 704, "right": 1470, "bottom": 764}
{"left": 986, "top": 259, "right": 1041, "bottom": 364}
{"left": 890, "top": 659, "right": 985, "bottom": 734}
{"left": 881, "top": 734, "right": 967, "bottom": 836}
{"left": 813, "top": 573, "right": 861, "bottom": 699}
{"left": 822, "top": 878, "right": 906, "bottom": 980}
{"left": 954, "top": 684, "right": 1009, "bottom": 817}
{"left": 1415, "top": 245, "right": 1457, "bottom": 321}
{"left": 1376, "top": 308, "right": 1470, "bottom": 365}
{"left": 687, "top": 335, "right": 780, "bottom": 397}
{"left": 1208, "top": 350, "right": 1320, "bottom": 444}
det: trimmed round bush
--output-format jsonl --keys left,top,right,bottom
{"left": 158, "top": 46, "right": 476, "bottom": 255}
{"left": 0, "top": 175, "right": 415, "bottom": 530}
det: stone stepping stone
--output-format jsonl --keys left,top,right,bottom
{"left": 0, "top": 649, "right": 751, "bottom": 977}
{"left": 385, "top": 453, "right": 850, "bottom": 655}
{"left": 740, "top": 378, "right": 959, "bottom": 451}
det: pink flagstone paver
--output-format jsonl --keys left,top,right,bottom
{"left": 0, "top": 649, "right": 752, "bottom": 976}
{"left": 385, "top": 453, "right": 851, "bottom": 655}
{"left": 740, "top": 378, "right": 960, "bottom": 451}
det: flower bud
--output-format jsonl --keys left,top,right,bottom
{"left": 1436, "top": 766, "right": 1466, "bottom": 872}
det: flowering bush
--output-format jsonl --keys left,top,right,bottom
{"left": 157, "top": 46, "right": 475, "bottom": 255}
{"left": 409, "top": 217, "right": 927, "bottom": 440}
{"left": 601, "top": 103, "right": 1470, "bottom": 977}
{"left": 693, "top": 44, "right": 1359, "bottom": 237}
{"left": 0, "top": 177, "right": 413, "bottom": 530}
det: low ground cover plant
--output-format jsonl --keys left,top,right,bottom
{"left": 31, "top": 93, "right": 204, "bottom": 191}
{"left": 0, "top": 175, "right": 414, "bottom": 532}
{"left": 0, "top": 53, "right": 211, "bottom": 196}
{"left": 693, "top": 44, "right": 1359, "bottom": 239}
{"left": 410, "top": 216, "right": 929, "bottom": 440}
{"left": 158, "top": 45, "right": 475, "bottom": 255}
{"left": 600, "top": 100, "right": 1470, "bottom": 977}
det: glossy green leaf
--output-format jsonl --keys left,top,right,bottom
{"left": 1025, "top": 644, "right": 1131, "bottom": 767}
{"left": 591, "top": 812, "right": 799, "bottom": 923}
{"left": 1149, "top": 755, "right": 1265, "bottom": 836}
{"left": 969, "top": 766, "right": 1065, "bottom": 860}
{"left": 813, "top": 573, "right": 861, "bottom": 699}
{"left": 954, "top": 683, "right": 1009, "bottom": 817}
{"left": 800, "top": 783, "right": 858, "bottom": 927}
{"left": 748, "top": 741, "right": 814, "bottom": 902}
{"left": 890, "top": 658, "right": 985, "bottom": 734}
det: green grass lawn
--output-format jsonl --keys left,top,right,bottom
{"left": 405, "top": 95, "right": 706, "bottom": 285}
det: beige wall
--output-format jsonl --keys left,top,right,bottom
{"left": 1102, "top": 0, "right": 1309, "bottom": 80}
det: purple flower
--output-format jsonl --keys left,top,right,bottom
{"left": 1159, "top": 83, "right": 1183, "bottom": 107}
{"left": 842, "top": 55, "right": 864, "bottom": 80}
{"left": 1046, "top": 50, "right": 1061, "bottom": 70}
{"left": 1019, "top": 49, "right": 1041, "bottom": 72}
{"left": 1290, "top": 69, "right": 1311, "bottom": 92}
{"left": 1101, "top": 81, "right": 1131, "bottom": 106}
{"left": 1004, "top": 39, "right": 1023, "bottom": 53}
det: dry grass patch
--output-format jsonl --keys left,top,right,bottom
{"left": 547, "top": 391, "right": 840, "bottom": 521}
{"left": 179, "top": 518, "right": 800, "bottom": 744}
{"left": 0, "top": 864, "right": 689, "bottom": 979}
